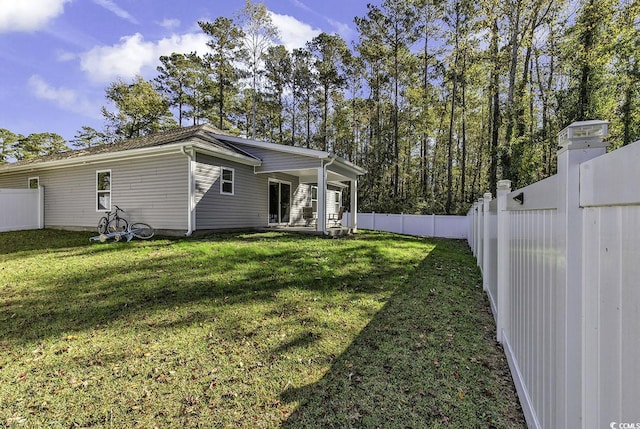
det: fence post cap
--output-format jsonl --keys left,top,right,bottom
{"left": 497, "top": 180, "right": 512, "bottom": 191}
{"left": 483, "top": 192, "right": 492, "bottom": 200}
{"left": 478, "top": 197, "right": 484, "bottom": 203}
{"left": 558, "top": 120, "right": 610, "bottom": 152}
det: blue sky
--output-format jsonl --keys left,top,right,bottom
{"left": 0, "top": 0, "right": 367, "bottom": 143}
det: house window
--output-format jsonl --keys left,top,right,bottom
{"left": 96, "top": 170, "right": 111, "bottom": 211}
{"left": 311, "top": 186, "right": 318, "bottom": 211}
{"left": 28, "top": 177, "right": 39, "bottom": 189}
{"left": 335, "top": 190, "right": 342, "bottom": 212}
{"left": 221, "top": 167, "right": 234, "bottom": 195}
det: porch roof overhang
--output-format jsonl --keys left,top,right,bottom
{"left": 253, "top": 157, "right": 365, "bottom": 184}
{"left": 255, "top": 167, "right": 355, "bottom": 184}
{"left": 208, "top": 132, "right": 366, "bottom": 182}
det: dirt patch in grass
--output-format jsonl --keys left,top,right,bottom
{"left": 0, "top": 229, "right": 525, "bottom": 428}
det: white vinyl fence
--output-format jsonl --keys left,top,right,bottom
{"left": 0, "top": 187, "right": 44, "bottom": 232}
{"left": 468, "top": 121, "right": 640, "bottom": 429}
{"left": 342, "top": 212, "right": 467, "bottom": 238}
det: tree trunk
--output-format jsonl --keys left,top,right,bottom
{"left": 446, "top": 19, "right": 459, "bottom": 214}
{"left": 488, "top": 18, "right": 500, "bottom": 193}
{"left": 460, "top": 51, "right": 467, "bottom": 204}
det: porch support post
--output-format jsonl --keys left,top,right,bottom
{"left": 316, "top": 167, "right": 326, "bottom": 234}
{"left": 350, "top": 178, "right": 358, "bottom": 232}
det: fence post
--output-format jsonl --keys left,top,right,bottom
{"left": 401, "top": 212, "right": 405, "bottom": 234}
{"left": 432, "top": 213, "right": 436, "bottom": 238}
{"left": 470, "top": 201, "right": 478, "bottom": 254}
{"left": 372, "top": 211, "right": 376, "bottom": 231}
{"left": 555, "top": 120, "right": 609, "bottom": 428}
{"left": 496, "top": 180, "right": 511, "bottom": 343}
{"left": 38, "top": 185, "right": 45, "bottom": 229}
{"left": 477, "top": 197, "right": 484, "bottom": 270}
{"left": 482, "top": 192, "right": 492, "bottom": 291}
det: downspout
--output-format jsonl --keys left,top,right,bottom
{"left": 181, "top": 146, "right": 194, "bottom": 236}
{"left": 322, "top": 155, "right": 336, "bottom": 235}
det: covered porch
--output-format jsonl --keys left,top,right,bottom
{"left": 257, "top": 155, "right": 364, "bottom": 235}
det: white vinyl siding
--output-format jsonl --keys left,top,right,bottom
{"left": 195, "top": 153, "right": 307, "bottom": 229}
{"left": 229, "top": 144, "right": 322, "bottom": 173}
{"left": 0, "top": 153, "right": 189, "bottom": 231}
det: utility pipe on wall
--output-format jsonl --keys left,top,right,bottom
{"left": 180, "top": 146, "right": 194, "bottom": 236}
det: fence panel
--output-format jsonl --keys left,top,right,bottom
{"left": 505, "top": 208, "right": 558, "bottom": 429}
{"left": 580, "top": 141, "right": 640, "bottom": 427}
{"left": 343, "top": 212, "right": 468, "bottom": 239}
{"left": 467, "top": 121, "right": 640, "bottom": 429}
{"left": 0, "top": 188, "right": 44, "bottom": 232}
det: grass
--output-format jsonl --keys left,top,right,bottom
{"left": 0, "top": 229, "right": 525, "bottom": 428}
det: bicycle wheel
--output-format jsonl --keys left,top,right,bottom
{"left": 130, "top": 223, "right": 154, "bottom": 239}
{"left": 107, "top": 218, "right": 128, "bottom": 233}
{"left": 97, "top": 217, "right": 109, "bottom": 234}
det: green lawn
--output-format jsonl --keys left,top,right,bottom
{"left": 0, "top": 229, "right": 525, "bottom": 428}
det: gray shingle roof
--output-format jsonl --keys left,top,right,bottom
{"left": 3, "top": 124, "right": 257, "bottom": 169}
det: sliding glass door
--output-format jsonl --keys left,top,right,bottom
{"left": 268, "top": 180, "right": 291, "bottom": 225}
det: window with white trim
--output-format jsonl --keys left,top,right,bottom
{"left": 28, "top": 177, "right": 39, "bottom": 189}
{"left": 96, "top": 170, "right": 111, "bottom": 211}
{"left": 335, "top": 190, "right": 342, "bottom": 212}
{"left": 311, "top": 185, "right": 318, "bottom": 211}
{"left": 220, "top": 167, "right": 234, "bottom": 195}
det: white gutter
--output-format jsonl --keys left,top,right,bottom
{"left": 181, "top": 146, "right": 194, "bottom": 236}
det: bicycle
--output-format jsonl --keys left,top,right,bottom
{"left": 97, "top": 205, "right": 128, "bottom": 234}
{"left": 90, "top": 221, "right": 154, "bottom": 243}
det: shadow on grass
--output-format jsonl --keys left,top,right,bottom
{"left": 0, "top": 231, "right": 526, "bottom": 427}
{"left": 280, "top": 239, "right": 527, "bottom": 429}
{"left": 0, "top": 230, "right": 421, "bottom": 345}
{"left": 0, "top": 229, "right": 92, "bottom": 255}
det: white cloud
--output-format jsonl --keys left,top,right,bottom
{"left": 27, "top": 75, "right": 101, "bottom": 118}
{"left": 0, "top": 0, "right": 70, "bottom": 33}
{"left": 158, "top": 18, "right": 181, "bottom": 30}
{"left": 92, "top": 0, "right": 138, "bottom": 24}
{"left": 80, "top": 32, "right": 209, "bottom": 83}
{"left": 287, "top": 0, "right": 356, "bottom": 42}
{"left": 269, "top": 12, "right": 322, "bottom": 50}
{"left": 56, "top": 50, "right": 76, "bottom": 62}
{"left": 290, "top": 0, "right": 314, "bottom": 14}
{"left": 326, "top": 18, "right": 356, "bottom": 41}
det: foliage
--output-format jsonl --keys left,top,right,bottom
{"left": 70, "top": 126, "right": 107, "bottom": 149}
{"left": 0, "top": 229, "right": 525, "bottom": 428}
{"left": 102, "top": 75, "right": 177, "bottom": 141}
{"left": 0, "top": 128, "right": 19, "bottom": 163}
{"left": 1, "top": 129, "right": 68, "bottom": 161}
{"left": 237, "top": 0, "right": 280, "bottom": 138}
{"left": 199, "top": 17, "right": 246, "bottom": 130}
{"left": 36, "top": 0, "right": 638, "bottom": 213}
{"left": 14, "top": 132, "right": 67, "bottom": 160}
